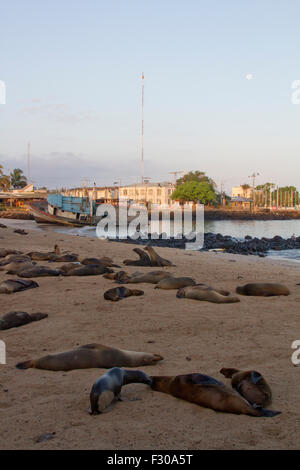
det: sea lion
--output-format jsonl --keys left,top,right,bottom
{"left": 0, "top": 248, "right": 21, "bottom": 258}
{"left": 0, "top": 260, "right": 36, "bottom": 273}
{"left": 123, "top": 248, "right": 152, "bottom": 266}
{"left": 0, "top": 223, "right": 7, "bottom": 228}
{"left": 27, "top": 244, "right": 61, "bottom": 261}
{"left": 62, "top": 264, "right": 112, "bottom": 276}
{"left": 150, "top": 373, "right": 280, "bottom": 417}
{"left": 103, "top": 270, "right": 132, "bottom": 282}
{"left": 220, "top": 368, "right": 272, "bottom": 407}
{"left": 0, "top": 311, "right": 48, "bottom": 330}
{"left": 0, "top": 254, "right": 30, "bottom": 266}
{"left": 155, "top": 277, "right": 196, "bottom": 290}
{"left": 0, "top": 279, "right": 39, "bottom": 294}
{"left": 81, "top": 257, "right": 120, "bottom": 268}
{"left": 144, "top": 246, "right": 174, "bottom": 267}
{"left": 124, "top": 271, "right": 173, "bottom": 284}
{"left": 90, "top": 367, "right": 152, "bottom": 414}
{"left": 104, "top": 286, "right": 144, "bottom": 301}
{"left": 49, "top": 253, "right": 79, "bottom": 262}
{"left": 236, "top": 283, "right": 290, "bottom": 297}
{"left": 18, "top": 266, "right": 62, "bottom": 277}
{"left": 16, "top": 343, "right": 163, "bottom": 371}
{"left": 177, "top": 285, "right": 240, "bottom": 303}
{"left": 14, "top": 229, "right": 28, "bottom": 235}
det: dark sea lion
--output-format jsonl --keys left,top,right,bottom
{"left": 27, "top": 244, "right": 60, "bottom": 261}
{"left": 151, "top": 373, "right": 280, "bottom": 417}
{"left": 155, "top": 277, "right": 196, "bottom": 290}
{"left": 16, "top": 343, "right": 163, "bottom": 371}
{"left": 90, "top": 367, "right": 152, "bottom": 414}
{"left": 48, "top": 253, "right": 79, "bottom": 262}
{"left": 144, "top": 245, "right": 174, "bottom": 267}
{"left": 62, "top": 264, "right": 112, "bottom": 276}
{"left": 0, "top": 223, "right": 7, "bottom": 228}
{"left": 0, "top": 311, "right": 48, "bottom": 330}
{"left": 104, "top": 286, "right": 144, "bottom": 301}
{"left": 177, "top": 285, "right": 240, "bottom": 303}
{"left": 236, "top": 283, "right": 290, "bottom": 296}
{"left": 123, "top": 248, "right": 152, "bottom": 266}
{"left": 125, "top": 271, "right": 173, "bottom": 284}
{"left": 0, "top": 254, "right": 29, "bottom": 266}
{"left": 18, "top": 266, "right": 62, "bottom": 277}
{"left": 220, "top": 368, "right": 272, "bottom": 407}
{"left": 0, "top": 279, "right": 39, "bottom": 294}
{"left": 14, "top": 229, "right": 28, "bottom": 235}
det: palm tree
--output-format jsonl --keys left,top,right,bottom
{"left": 0, "top": 165, "right": 11, "bottom": 191}
{"left": 10, "top": 168, "right": 27, "bottom": 189}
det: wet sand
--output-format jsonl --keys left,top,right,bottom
{"left": 0, "top": 223, "right": 299, "bottom": 450}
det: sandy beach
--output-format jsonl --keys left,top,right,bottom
{"left": 0, "top": 223, "right": 299, "bottom": 450}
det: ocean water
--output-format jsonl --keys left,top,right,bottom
{"left": 2, "top": 218, "right": 300, "bottom": 262}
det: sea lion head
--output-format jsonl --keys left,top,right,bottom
{"left": 176, "top": 287, "right": 186, "bottom": 298}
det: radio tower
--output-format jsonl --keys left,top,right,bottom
{"left": 141, "top": 72, "right": 144, "bottom": 184}
{"left": 27, "top": 142, "right": 31, "bottom": 183}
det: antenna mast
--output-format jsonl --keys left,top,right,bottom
{"left": 141, "top": 72, "right": 144, "bottom": 184}
{"left": 27, "top": 142, "right": 30, "bottom": 183}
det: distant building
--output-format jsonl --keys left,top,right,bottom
{"left": 232, "top": 185, "right": 253, "bottom": 199}
{"left": 231, "top": 196, "right": 252, "bottom": 210}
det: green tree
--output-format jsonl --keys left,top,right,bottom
{"left": 171, "top": 181, "right": 217, "bottom": 204}
{"left": 0, "top": 165, "right": 11, "bottom": 191}
{"left": 10, "top": 168, "right": 27, "bottom": 189}
{"left": 176, "top": 171, "right": 217, "bottom": 189}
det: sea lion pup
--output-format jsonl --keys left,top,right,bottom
{"left": 18, "top": 266, "right": 62, "bottom": 277}
{"left": 104, "top": 286, "right": 144, "bottom": 301}
{"left": 150, "top": 374, "right": 281, "bottom": 417}
{"left": 90, "top": 367, "right": 152, "bottom": 414}
{"left": 0, "top": 311, "right": 48, "bottom": 330}
{"left": 123, "top": 248, "right": 152, "bottom": 266}
{"left": 62, "top": 264, "right": 113, "bottom": 276}
{"left": 124, "top": 271, "right": 173, "bottom": 284}
{"left": 103, "top": 270, "right": 132, "bottom": 282}
{"left": 177, "top": 285, "right": 240, "bottom": 304}
{"left": 81, "top": 257, "right": 120, "bottom": 268}
{"left": 144, "top": 245, "right": 175, "bottom": 267}
{"left": 236, "top": 283, "right": 290, "bottom": 297}
{"left": 0, "top": 279, "right": 39, "bottom": 294}
{"left": 0, "top": 248, "right": 21, "bottom": 258}
{"left": 16, "top": 343, "right": 163, "bottom": 371}
{"left": 220, "top": 368, "right": 272, "bottom": 408}
{"left": 155, "top": 277, "right": 196, "bottom": 290}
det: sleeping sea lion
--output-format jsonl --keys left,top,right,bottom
{"left": 48, "top": 253, "right": 79, "bottom": 262}
{"left": 0, "top": 260, "right": 35, "bottom": 273}
{"left": 14, "top": 229, "right": 28, "bottom": 235}
{"left": 0, "top": 248, "right": 21, "bottom": 258}
{"left": 27, "top": 245, "right": 60, "bottom": 261}
{"left": 124, "top": 271, "right": 173, "bottom": 284}
{"left": 103, "top": 271, "right": 132, "bottom": 282}
{"left": 81, "top": 257, "right": 120, "bottom": 268}
{"left": 18, "top": 266, "right": 62, "bottom": 277}
{"left": 177, "top": 285, "right": 240, "bottom": 303}
{"left": 155, "top": 277, "right": 196, "bottom": 290}
{"left": 0, "top": 279, "right": 39, "bottom": 294}
{"left": 151, "top": 373, "right": 280, "bottom": 417}
{"left": 220, "top": 368, "right": 272, "bottom": 407}
{"left": 104, "top": 286, "right": 144, "bottom": 301}
{"left": 90, "top": 367, "right": 152, "bottom": 414}
{"left": 62, "top": 264, "right": 112, "bottom": 276}
{"left": 236, "top": 283, "right": 290, "bottom": 296}
{"left": 0, "top": 254, "right": 31, "bottom": 266}
{"left": 0, "top": 311, "right": 48, "bottom": 330}
{"left": 16, "top": 343, "right": 163, "bottom": 371}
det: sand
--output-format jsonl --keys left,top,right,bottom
{"left": 0, "top": 223, "right": 299, "bottom": 450}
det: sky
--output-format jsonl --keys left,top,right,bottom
{"left": 1, "top": 0, "right": 300, "bottom": 193}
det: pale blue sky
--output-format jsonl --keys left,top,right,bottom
{"left": 1, "top": 0, "right": 300, "bottom": 191}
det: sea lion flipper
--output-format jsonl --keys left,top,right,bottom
{"left": 186, "top": 373, "right": 224, "bottom": 387}
{"left": 220, "top": 368, "right": 240, "bottom": 378}
{"left": 258, "top": 408, "right": 281, "bottom": 418}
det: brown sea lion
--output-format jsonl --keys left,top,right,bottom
{"left": 0, "top": 223, "right": 7, "bottom": 228}
{"left": 103, "top": 270, "right": 132, "bottom": 282}
{"left": 16, "top": 343, "right": 163, "bottom": 371}
{"left": 0, "top": 279, "right": 39, "bottom": 294}
{"left": 18, "top": 266, "right": 62, "bottom": 277}
{"left": 27, "top": 245, "right": 60, "bottom": 260}
{"left": 0, "top": 254, "right": 30, "bottom": 266}
{"left": 220, "top": 368, "right": 272, "bottom": 407}
{"left": 81, "top": 257, "right": 120, "bottom": 268}
{"left": 0, "top": 248, "right": 22, "bottom": 258}
{"left": 124, "top": 271, "right": 173, "bottom": 284}
{"left": 236, "top": 283, "right": 290, "bottom": 296}
{"left": 144, "top": 245, "right": 174, "bottom": 267}
{"left": 0, "top": 311, "right": 48, "bottom": 330}
{"left": 62, "top": 264, "right": 112, "bottom": 276}
{"left": 48, "top": 253, "right": 79, "bottom": 262}
{"left": 14, "top": 229, "right": 28, "bottom": 235}
{"left": 150, "top": 373, "right": 280, "bottom": 417}
{"left": 176, "top": 285, "right": 239, "bottom": 303}
{"left": 104, "top": 286, "right": 144, "bottom": 301}
{"left": 155, "top": 277, "right": 196, "bottom": 290}
{"left": 123, "top": 248, "right": 152, "bottom": 266}
{"left": 90, "top": 367, "right": 152, "bottom": 414}
{"left": 0, "top": 260, "right": 35, "bottom": 273}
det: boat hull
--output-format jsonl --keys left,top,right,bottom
{"left": 29, "top": 201, "right": 92, "bottom": 227}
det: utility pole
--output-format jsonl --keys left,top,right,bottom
{"left": 27, "top": 142, "right": 30, "bottom": 183}
{"left": 168, "top": 171, "right": 185, "bottom": 185}
{"left": 248, "top": 171, "right": 259, "bottom": 210}
{"left": 141, "top": 72, "right": 144, "bottom": 184}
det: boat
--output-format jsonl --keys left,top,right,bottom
{"left": 29, "top": 194, "right": 98, "bottom": 226}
